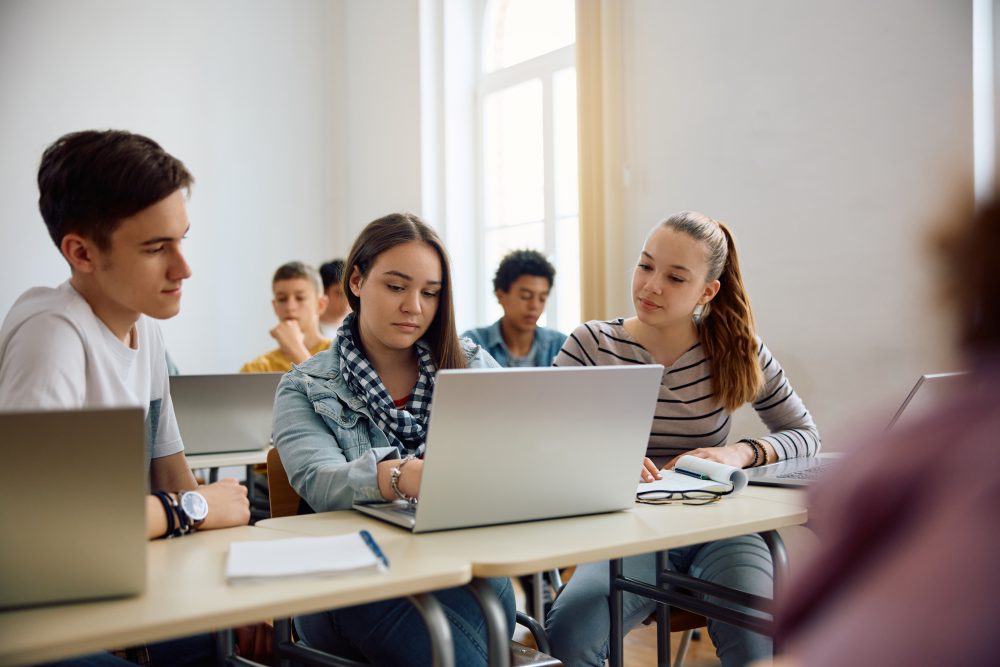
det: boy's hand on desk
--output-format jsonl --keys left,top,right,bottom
{"left": 639, "top": 457, "right": 662, "bottom": 483}
{"left": 199, "top": 478, "right": 250, "bottom": 529}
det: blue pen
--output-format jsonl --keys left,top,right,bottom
{"left": 360, "top": 530, "right": 390, "bottom": 570}
{"left": 675, "top": 467, "right": 710, "bottom": 481}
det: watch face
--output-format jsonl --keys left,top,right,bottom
{"left": 181, "top": 491, "right": 209, "bottom": 522}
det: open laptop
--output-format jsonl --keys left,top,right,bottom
{"left": 0, "top": 407, "right": 146, "bottom": 609}
{"left": 354, "top": 365, "right": 663, "bottom": 533}
{"left": 170, "top": 373, "right": 282, "bottom": 455}
{"left": 746, "top": 371, "right": 968, "bottom": 488}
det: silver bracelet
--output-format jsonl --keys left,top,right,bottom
{"left": 390, "top": 455, "right": 417, "bottom": 503}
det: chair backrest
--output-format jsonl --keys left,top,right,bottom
{"left": 266, "top": 448, "right": 302, "bottom": 519}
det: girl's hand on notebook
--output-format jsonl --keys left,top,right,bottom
{"left": 200, "top": 478, "right": 251, "bottom": 529}
{"left": 639, "top": 457, "right": 662, "bottom": 483}
{"left": 665, "top": 445, "right": 752, "bottom": 471}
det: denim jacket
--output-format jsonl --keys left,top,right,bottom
{"left": 273, "top": 338, "right": 499, "bottom": 512}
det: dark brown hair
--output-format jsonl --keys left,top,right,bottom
{"left": 658, "top": 211, "right": 762, "bottom": 411}
{"left": 38, "top": 129, "right": 193, "bottom": 251}
{"left": 344, "top": 213, "right": 466, "bottom": 369}
{"left": 934, "top": 199, "right": 1000, "bottom": 352}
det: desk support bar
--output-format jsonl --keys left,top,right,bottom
{"left": 609, "top": 529, "right": 788, "bottom": 667}
{"left": 467, "top": 577, "right": 512, "bottom": 667}
{"left": 266, "top": 595, "right": 455, "bottom": 667}
{"left": 407, "top": 592, "right": 456, "bottom": 667}
{"left": 609, "top": 558, "right": 625, "bottom": 667}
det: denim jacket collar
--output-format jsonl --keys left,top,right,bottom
{"left": 291, "top": 336, "right": 486, "bottom": 417}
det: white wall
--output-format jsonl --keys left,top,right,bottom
{"left": 0, "top": 0, "right": 977, "bottom": 446}
{"left": 0, "top": 0, "right": 423, "bottom": 373}
{"left": 616, "top": 0, "right": 973, "bottom": 446}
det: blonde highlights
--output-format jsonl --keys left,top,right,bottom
{"left": 659, "top": 211, "right": 762, "bottom": 411}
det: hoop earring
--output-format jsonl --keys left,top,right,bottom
{"left": 692, "top": 303, "right": 705, "bottom": 325}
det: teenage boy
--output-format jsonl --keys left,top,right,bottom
{"left": 462, "top": 249, "right": 567, "bottom": 617}
{"left": 463, "top": 249, "right": 567, "bottom": 367}
{"left": 240, "top": 261, "right": 331, "bottom": 373}
{"left": 0, "top": 130, "right": 251, "bottom": 664}
{"left": 318, "top": 258, "right": 351, "bottom": 338}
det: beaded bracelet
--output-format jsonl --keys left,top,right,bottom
{"left": 739, "top": 439, "right": 759, "bottom": 467}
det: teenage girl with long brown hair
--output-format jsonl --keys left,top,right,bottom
{"left": 273, "top": 212, "right": 515, "bottom": 665}
{"left": 546, "top": 211, "right": 820, "bottom": 666}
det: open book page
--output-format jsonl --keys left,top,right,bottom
{"left": 227, "top": 532, "right": 387, "bottom": 582}
{"left": 637, "top": 455, "right": 748, "bottom": 495}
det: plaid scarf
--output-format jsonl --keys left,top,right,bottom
{"left": 337, "top": 313, "right": 436, "bottom": 453}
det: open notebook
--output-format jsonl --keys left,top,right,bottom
{"left": 637, "top": 455, "right": 748, "bottom": 500}
{"left": 226, "top": 531, "right": 388, "bottom": 582}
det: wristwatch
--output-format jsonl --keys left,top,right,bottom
{"left": 178, "top": 491, "right": 209, "bottom": 532}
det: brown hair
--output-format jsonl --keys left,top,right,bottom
{"left": 658, "top": 211, "right": 762, "bottom": 411}
{"left": 272, "top": 261, "right": 322, "bottom": 294}
{"left": 38, "top": 129, "right": 193, "bottom": 251}
{"left": 344, "top": 212, "right": 467, "bottom": 369}
{"left": 934, "top": 199, "right": 1000, "bottom": 352}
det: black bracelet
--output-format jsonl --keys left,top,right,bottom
{"left": 153, "top": 491, "right": 178, "bottom": 538}
{"left": 738, "top": 439, "right": 759, "bottom": 468}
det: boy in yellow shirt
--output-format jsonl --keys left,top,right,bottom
{"left": 240, "top": 261, "right": 331, "bottom": 372}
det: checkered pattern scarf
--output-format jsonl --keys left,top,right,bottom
{"left": 337, "top": 313, "right": 436, "bottom": 453}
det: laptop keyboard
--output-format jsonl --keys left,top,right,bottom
{"left": 387, "top": 502, "right": 418, "bottom": 517}
{"left": 775, "top": 460, "right": 836, "bottom": 480}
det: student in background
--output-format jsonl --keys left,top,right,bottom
{"left": 0, "top": 129, "right": 250, "bottom": 666}
{"left": 769, "top": 198, "right": 1000, "bottom": 667}
{"left": 319, "top": 258, "right": 351, "bottom": 338}
{"left": 545, "top": 211, "right": 820, "bottom": 667}
{"left": 273, "top": 213, "right": 515, "bottom": 666}
{"left": 463, "top": 249, "right": 567, "bottom": 367}
{"left": 240, "top": 261, "right": 331, "bottom": 373}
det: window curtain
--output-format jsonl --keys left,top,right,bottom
{"left": 575, "top": 0, "right": 625, "bottom": 322}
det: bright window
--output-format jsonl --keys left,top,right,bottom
{"left": 479, "top": 0, "right": 579, "bottom": 331}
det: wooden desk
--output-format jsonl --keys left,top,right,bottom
{"left": 0, "top": 525, "right": 471, "bottom": 667}
{"left": 258, "top": 495, "right": 807, "bottom": 667}
{"left": 258, "top": 494, "right": 806, "bottom": 576}
{"left": 185, "top": 448, "right": 270, "bottom": 470}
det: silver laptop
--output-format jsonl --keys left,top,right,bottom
{"left": 354, "top": 365, "right": 663, "bottom": 532}
{"left": 0, "top": 407, "right": 146, "bottom": 609}
{"left": 747, "top": 371, "right": 968, "bottom": 488}
{"left": 170, "top": 373, "right": 282, "bottom": 454}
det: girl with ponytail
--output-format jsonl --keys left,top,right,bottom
{"left": 546, "top": 211, "right": 820, "bottom": 667}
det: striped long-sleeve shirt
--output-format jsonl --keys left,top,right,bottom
{"left": 554, "top": 319, "right": 820, "bottom": 463}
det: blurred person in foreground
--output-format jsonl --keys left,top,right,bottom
{"left": 769, "top": 196, "right": 1000, "bottom": 666}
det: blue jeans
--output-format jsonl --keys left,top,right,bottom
{"left": 43, "top": 633, "right": 215, "bottom": 666}
{"left": 546, "top": 535, "right": 773, "bottom": 667}
{"left": 295, "top": 577, "right": 516, "bottom": 666}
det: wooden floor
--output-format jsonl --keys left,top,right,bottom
{"left": 623, "top": 622, "right": 721, "bottom": 666}
{"left": 513, "top": 577, "right": 722, "bottom": 666}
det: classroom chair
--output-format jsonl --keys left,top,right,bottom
{"left": 265, "top": 447, "right": 561, "bottom": 667}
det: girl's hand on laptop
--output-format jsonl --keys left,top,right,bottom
{"left": 376, "top": 457, "right": 423, "bottom": 501}
{"left": 200, "top": 478, "right": 251, "bottom": 529}
{"left": 639, "top": 457, "right": 662, "bottom": 483}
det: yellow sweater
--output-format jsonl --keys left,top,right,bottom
{"left": 239, "top": 339, "right": 331, "bottom": 373}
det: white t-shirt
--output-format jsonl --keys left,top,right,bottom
{"left": 0, "top": 281, "right": 183, "bottom": 468}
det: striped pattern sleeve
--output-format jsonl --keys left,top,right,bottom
{"left": 751, "top": 340, "right": 821, "bottom": 460}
